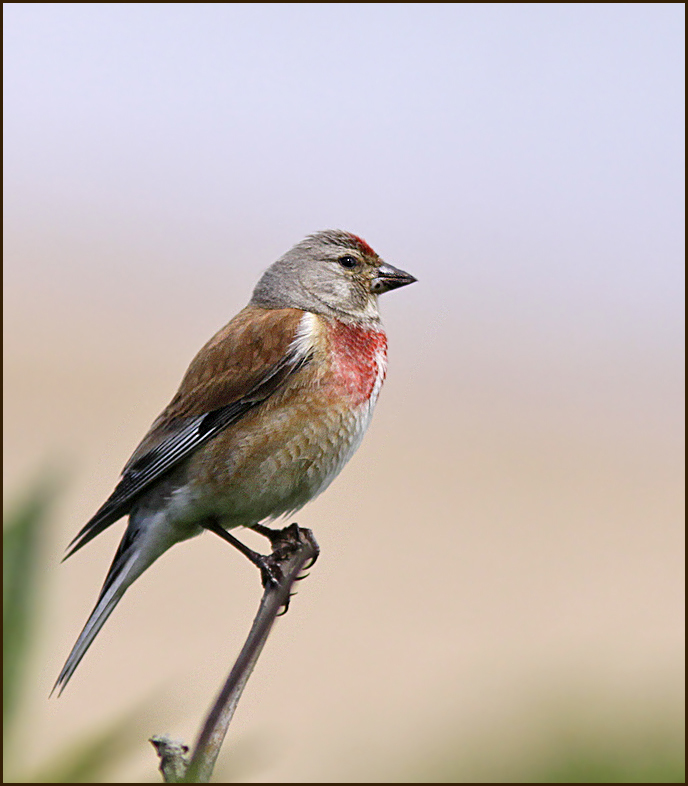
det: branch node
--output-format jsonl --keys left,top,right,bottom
{"left": 150, "top": 735, "right": 190, "bottom": 783}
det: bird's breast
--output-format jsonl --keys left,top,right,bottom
{"left": 324, "top": 318, "right": 388, "bottom": 409}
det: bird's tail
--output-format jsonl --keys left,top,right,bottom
{"left": 52, "top": 526, "right": 142, "bottom": 696}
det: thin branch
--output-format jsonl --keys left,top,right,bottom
{"left": 151, "top": 523, "right": 319, "bottom": 783}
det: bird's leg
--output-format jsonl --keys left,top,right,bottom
{"left": 203, "top": 519, "right": 282, "bottom": 588}
{"left": 205, "top": 520, "right": 320, "bottom": 612}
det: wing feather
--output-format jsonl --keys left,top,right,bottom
{"left": 64, "top": 307, "right": 312, "bottom": 559}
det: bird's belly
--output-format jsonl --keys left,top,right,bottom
{"left": 190, "top": 397, "right": 374, "bottom": 527}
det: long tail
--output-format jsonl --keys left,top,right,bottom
{"left": 52, "top": 523, "right": 143, "bottom": 696}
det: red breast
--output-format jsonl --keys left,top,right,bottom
{"left": 325, "top": 319, "right": 388, "bottom": 407}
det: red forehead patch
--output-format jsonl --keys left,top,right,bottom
{"left": 351, "top": 234, "right": 376, "bottom": 257}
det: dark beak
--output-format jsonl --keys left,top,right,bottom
{"left": 371, "top": 262, "right": 417, "bottom": 294}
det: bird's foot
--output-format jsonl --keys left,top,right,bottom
{"left": 206, "top": 519, "right": 319, "bottom": 611}
{"left": 251, "top": 523, "right": 320, "bottom": 609}
{"left": 252, "top": 523, "right": 320, "bottom": 568}
{"left": 254, "top": 552, "right": 283, "bottom": 589}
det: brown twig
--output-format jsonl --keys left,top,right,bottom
{"left": 151, "top": 523, "right": 319, "bottom": 783}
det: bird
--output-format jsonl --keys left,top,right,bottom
{"left": 53, "top": 229, "right": 416, "bottom": 695}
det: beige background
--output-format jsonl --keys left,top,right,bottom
{"left": 4, "top": 4, "right": 684, "bottom": 782}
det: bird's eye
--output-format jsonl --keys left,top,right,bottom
{"left": 338, "top": 255, "right": 359, "bottom": 269}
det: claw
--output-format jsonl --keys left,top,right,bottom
{"left": 303, "top": 551, "right": 319, "bottom": 570}
{"left": 277, "top": 593, "right": 295, "bottom": 616}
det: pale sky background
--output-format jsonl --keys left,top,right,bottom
{"left": 3, "top": 4, "right": 685, "bottom": 783}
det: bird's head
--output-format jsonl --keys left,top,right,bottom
{"left": 250, "top": 230, "right": 416, "bottom": 324}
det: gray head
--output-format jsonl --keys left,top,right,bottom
{"left": 250, "top": 230, "right": 416, "bottom": 324}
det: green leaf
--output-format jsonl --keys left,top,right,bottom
{"left": 3, "top": 475, "right": 59, "bottom": 735}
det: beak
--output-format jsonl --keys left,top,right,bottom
{"left": 371, "top": 262, "right": 417, "bottom": 294}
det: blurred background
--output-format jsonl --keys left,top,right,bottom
{"left": 3, "top": 3, "right": 684, "bottom": 782}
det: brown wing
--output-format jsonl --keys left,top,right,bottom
{"left": 64, "top": 307, "right": 310, "bottom": 558}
